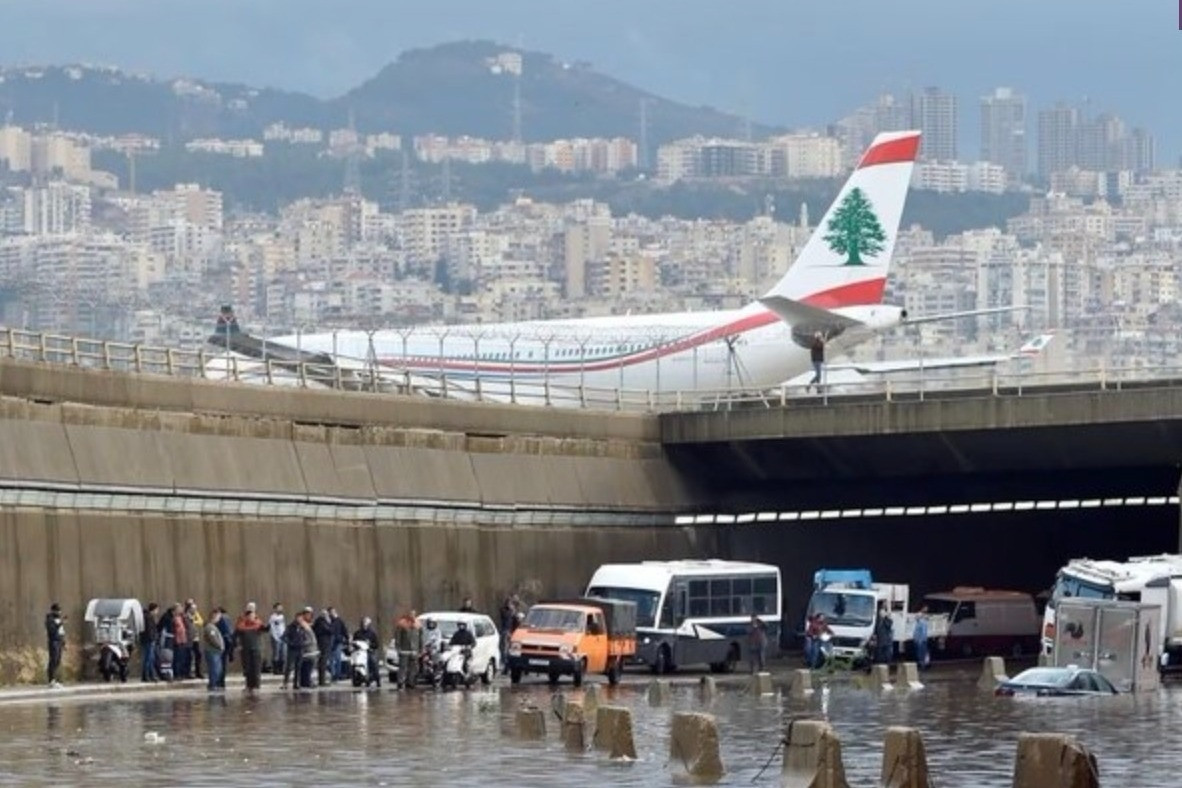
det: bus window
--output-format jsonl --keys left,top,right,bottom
{"left": 710, "top": 595, "right": 730, "bottom": 617}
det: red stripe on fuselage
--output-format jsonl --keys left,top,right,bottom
{"left": 378, "top": 278, "right": 886, "bottom": 374}
{"left": 857, "top": 134, "right": 920, "bottom": 169}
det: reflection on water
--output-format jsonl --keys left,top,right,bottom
{"left": 1, "top": 676, "right": 1180, "bottom": 786}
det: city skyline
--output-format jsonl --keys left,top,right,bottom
{"left": 0, "top": 0, "right": 1177, "bottom": 160}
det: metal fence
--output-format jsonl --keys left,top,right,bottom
{"left": 0, "top": 326, "right": 1176, "bottom": 413}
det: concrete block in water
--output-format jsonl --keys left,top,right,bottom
{"left": 782, "top": 719, "right": 849, "bottom": 788}
{"left": 699, "top": 675, "right": 717, "bottom": 699}
{"left": 881, "top": 726, "right": 930, "bottom": 788}
{"left": 858, "top": 663, "right": 893, "bottom": 692}
{"left": 582, "top": 683, "right": 601, "bottom": 719}
{"left": 592, "top": 705, "right": 637, "bottom": 760}
{"left": 561, "top": 700, "right": 586, "bottom": 751}
{"left": 750, "top": 671, "right": 774, "bottom": 695}
{"left": 788, "top": 669, "right": 814, "bottom": 699}
{"left": 895, "top": 662, "right": 923, "bottom": 689}
{"left": 647, "top": 679, "right": 672, "bottom": 705}
{"left": 516, "top": 705, "right": 546, "bottom": 740}
{"left": 1012, "top": 732, "right": 1099, "bottom": 788}
{"left": 978, "top": 656, "right": 1009, "bottom": 691}
{"left": 670, "top": 711, "right": 724, "bottom": 779}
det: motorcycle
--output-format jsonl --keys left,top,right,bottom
{"left": 415, "top": 646, "right": 444, "bottom": 690}
{"left": 349, "top": 640, "right": 377, "bottom": 688}
{"left": 85, "top": 600, "right": 143, "bottom": 684}
{"left": 98, "top": 634, "right": 132, "bottom": 682}
{"left": 441, "top": 644, "right": 477, "bottom": 691}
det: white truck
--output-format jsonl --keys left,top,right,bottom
{"left": 805, "top": 569, "right": 949, "bottom": 662}
{"left": 1043, "top": 553, "right": 1182, "bottom": 671}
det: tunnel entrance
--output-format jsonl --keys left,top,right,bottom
{"left": 697, "top": 466, "right": 1182, "bottom": 645}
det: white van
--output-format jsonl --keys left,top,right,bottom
{"left": 417, "top": 612, "right": 501, "bottom": 684}
{"left": 922, "top": 588, "right": 1041, "bottom": 659}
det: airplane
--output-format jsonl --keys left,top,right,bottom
{"left": 781, "top": 333, "right": 1056, "bottom": 396}
{"left": 206, "top": 129, "right": 1022, "bottom": 407}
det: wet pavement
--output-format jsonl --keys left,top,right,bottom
{"left": 0, "top": 662, "right": 1177, "bottom": 786}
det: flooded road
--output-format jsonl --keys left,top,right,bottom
{"left": 2, "top": 670, "right": 1178, "bottom": 786}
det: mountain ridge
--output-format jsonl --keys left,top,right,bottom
{"left": 0, "top": 40, "right": 778, "bottom": 145}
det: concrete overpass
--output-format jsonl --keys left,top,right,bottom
{"left": 661, "top": 380, "right": 1182, "bottom": 625}
{"left": 662, "top": 377, "right": 1182, "bottom": 505}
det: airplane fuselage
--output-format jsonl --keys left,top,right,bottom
{"left": 272, "top": 303, "right": 903, "bottom": 402}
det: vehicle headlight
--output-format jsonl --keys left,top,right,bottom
{"left": 559, "top": 644, "right": 573, "bottom": 657}
{"left": 509, "top": 642, "right": 522, "bottom": 656}
{"left": 642, "top": 636, "right": 651, "bottom": 646}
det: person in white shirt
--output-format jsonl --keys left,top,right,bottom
{"left": 268, "top": 603, "right": 287, "bottom": 675}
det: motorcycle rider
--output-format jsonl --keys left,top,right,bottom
{"left": 449, "top": 620, "right": 477, "bottom": 677}
{"left": 423, "top": 618, "right": 443, "bottom": 655}
{"left": 421, "top": 618, "right": 443, "bottom": 681}
{"left": 352, "top": 617, "right": 381, "bottom": 687}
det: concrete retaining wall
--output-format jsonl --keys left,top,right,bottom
{"left": 0, "top": 397, "right": 694, "bottom": 510}
{"left": 0, "top": 358, "right": 706, "bottom": 682}
{"left": 0, "top": 507, "right": 714, "bottom": 683}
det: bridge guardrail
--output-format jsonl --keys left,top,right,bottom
{"left": 0, "top": 326, "right": 1174, "bottom": 413}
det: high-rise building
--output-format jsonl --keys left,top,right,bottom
{"left": 980, "top": 87, "right": 1027, "bottom": 181}
{"left": 20, "top": 182, "right": 92, "bottom": 235}
{"left": 1037, "top": 104, "right": 1080, "bottom": 179}
{"left": 563, "top": 209, "right": 611, "bottom": 299}
{"left": 911, "top": 87, "right": 958, "bottom": 161}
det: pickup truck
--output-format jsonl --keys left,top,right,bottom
{"left": 508, "top": 596, "right": 637, "bottom": 686}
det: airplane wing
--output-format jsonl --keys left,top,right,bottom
{"left": 829, "top": 333, "right": 1054, "bottom": 376}
{"left": 901, "top": 305, "right": 1029, "bottom": 327}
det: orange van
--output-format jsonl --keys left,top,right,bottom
{"left": 508, "top": 597, "right": 637, "bottom": 686}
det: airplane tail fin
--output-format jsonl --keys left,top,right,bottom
{"left": 761, "top": 130, "right": 921, "bottom": 310}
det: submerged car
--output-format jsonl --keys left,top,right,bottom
{"left": 994, "top": 666, "right": 1118, "bottom": 697}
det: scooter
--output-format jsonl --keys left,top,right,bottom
{"left": 97, "top": 624, "right": 133, "bottom": 682}
{"left": 383, "top": 638, "right": 401, "bottom": 686}
{"left": 441, "top": 645, "right": 477, "bottom": 691}
{"left": 349, "top": 640, "right": 376, "bottom": 688}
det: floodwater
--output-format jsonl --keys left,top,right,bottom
{"left": 2, "top": 668, "right": 1178, "bottom": 786}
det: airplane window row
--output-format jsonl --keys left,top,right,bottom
{"left": 403, "top": 344, "right": 651, "bottom": 362}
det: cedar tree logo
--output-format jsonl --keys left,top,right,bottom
{"left": 823, "top": 187, "right": 887, "bottom": 266}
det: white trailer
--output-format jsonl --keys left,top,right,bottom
{"left": 1043, "top": 553, "right": 1182, "bottom": 670}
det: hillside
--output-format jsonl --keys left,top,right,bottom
{"left": 0, "top": 42, "right": 775, "bottom": 144}
{"left": 336, "top": 40, "right": 774, "bottom": 143}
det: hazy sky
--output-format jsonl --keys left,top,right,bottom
{"left": 1, "top": 0, "right": 1178, "bottom": 158}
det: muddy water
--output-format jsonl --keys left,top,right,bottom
{"left": 1, "top": 674, "right": 1177, "bottom": 786}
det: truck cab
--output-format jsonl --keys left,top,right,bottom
{"left": 508, "top": 597, "right": 636, "bottom": 686}
{"left": 806, "top": 569, "right": 948, "bottom": 661}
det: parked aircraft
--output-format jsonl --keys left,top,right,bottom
{"left": 207, "top": 130, "right": 1026, "bottom": 406}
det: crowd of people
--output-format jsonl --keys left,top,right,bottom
{"left": 43, "top": 595, "right": 530, "bottom": 692}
